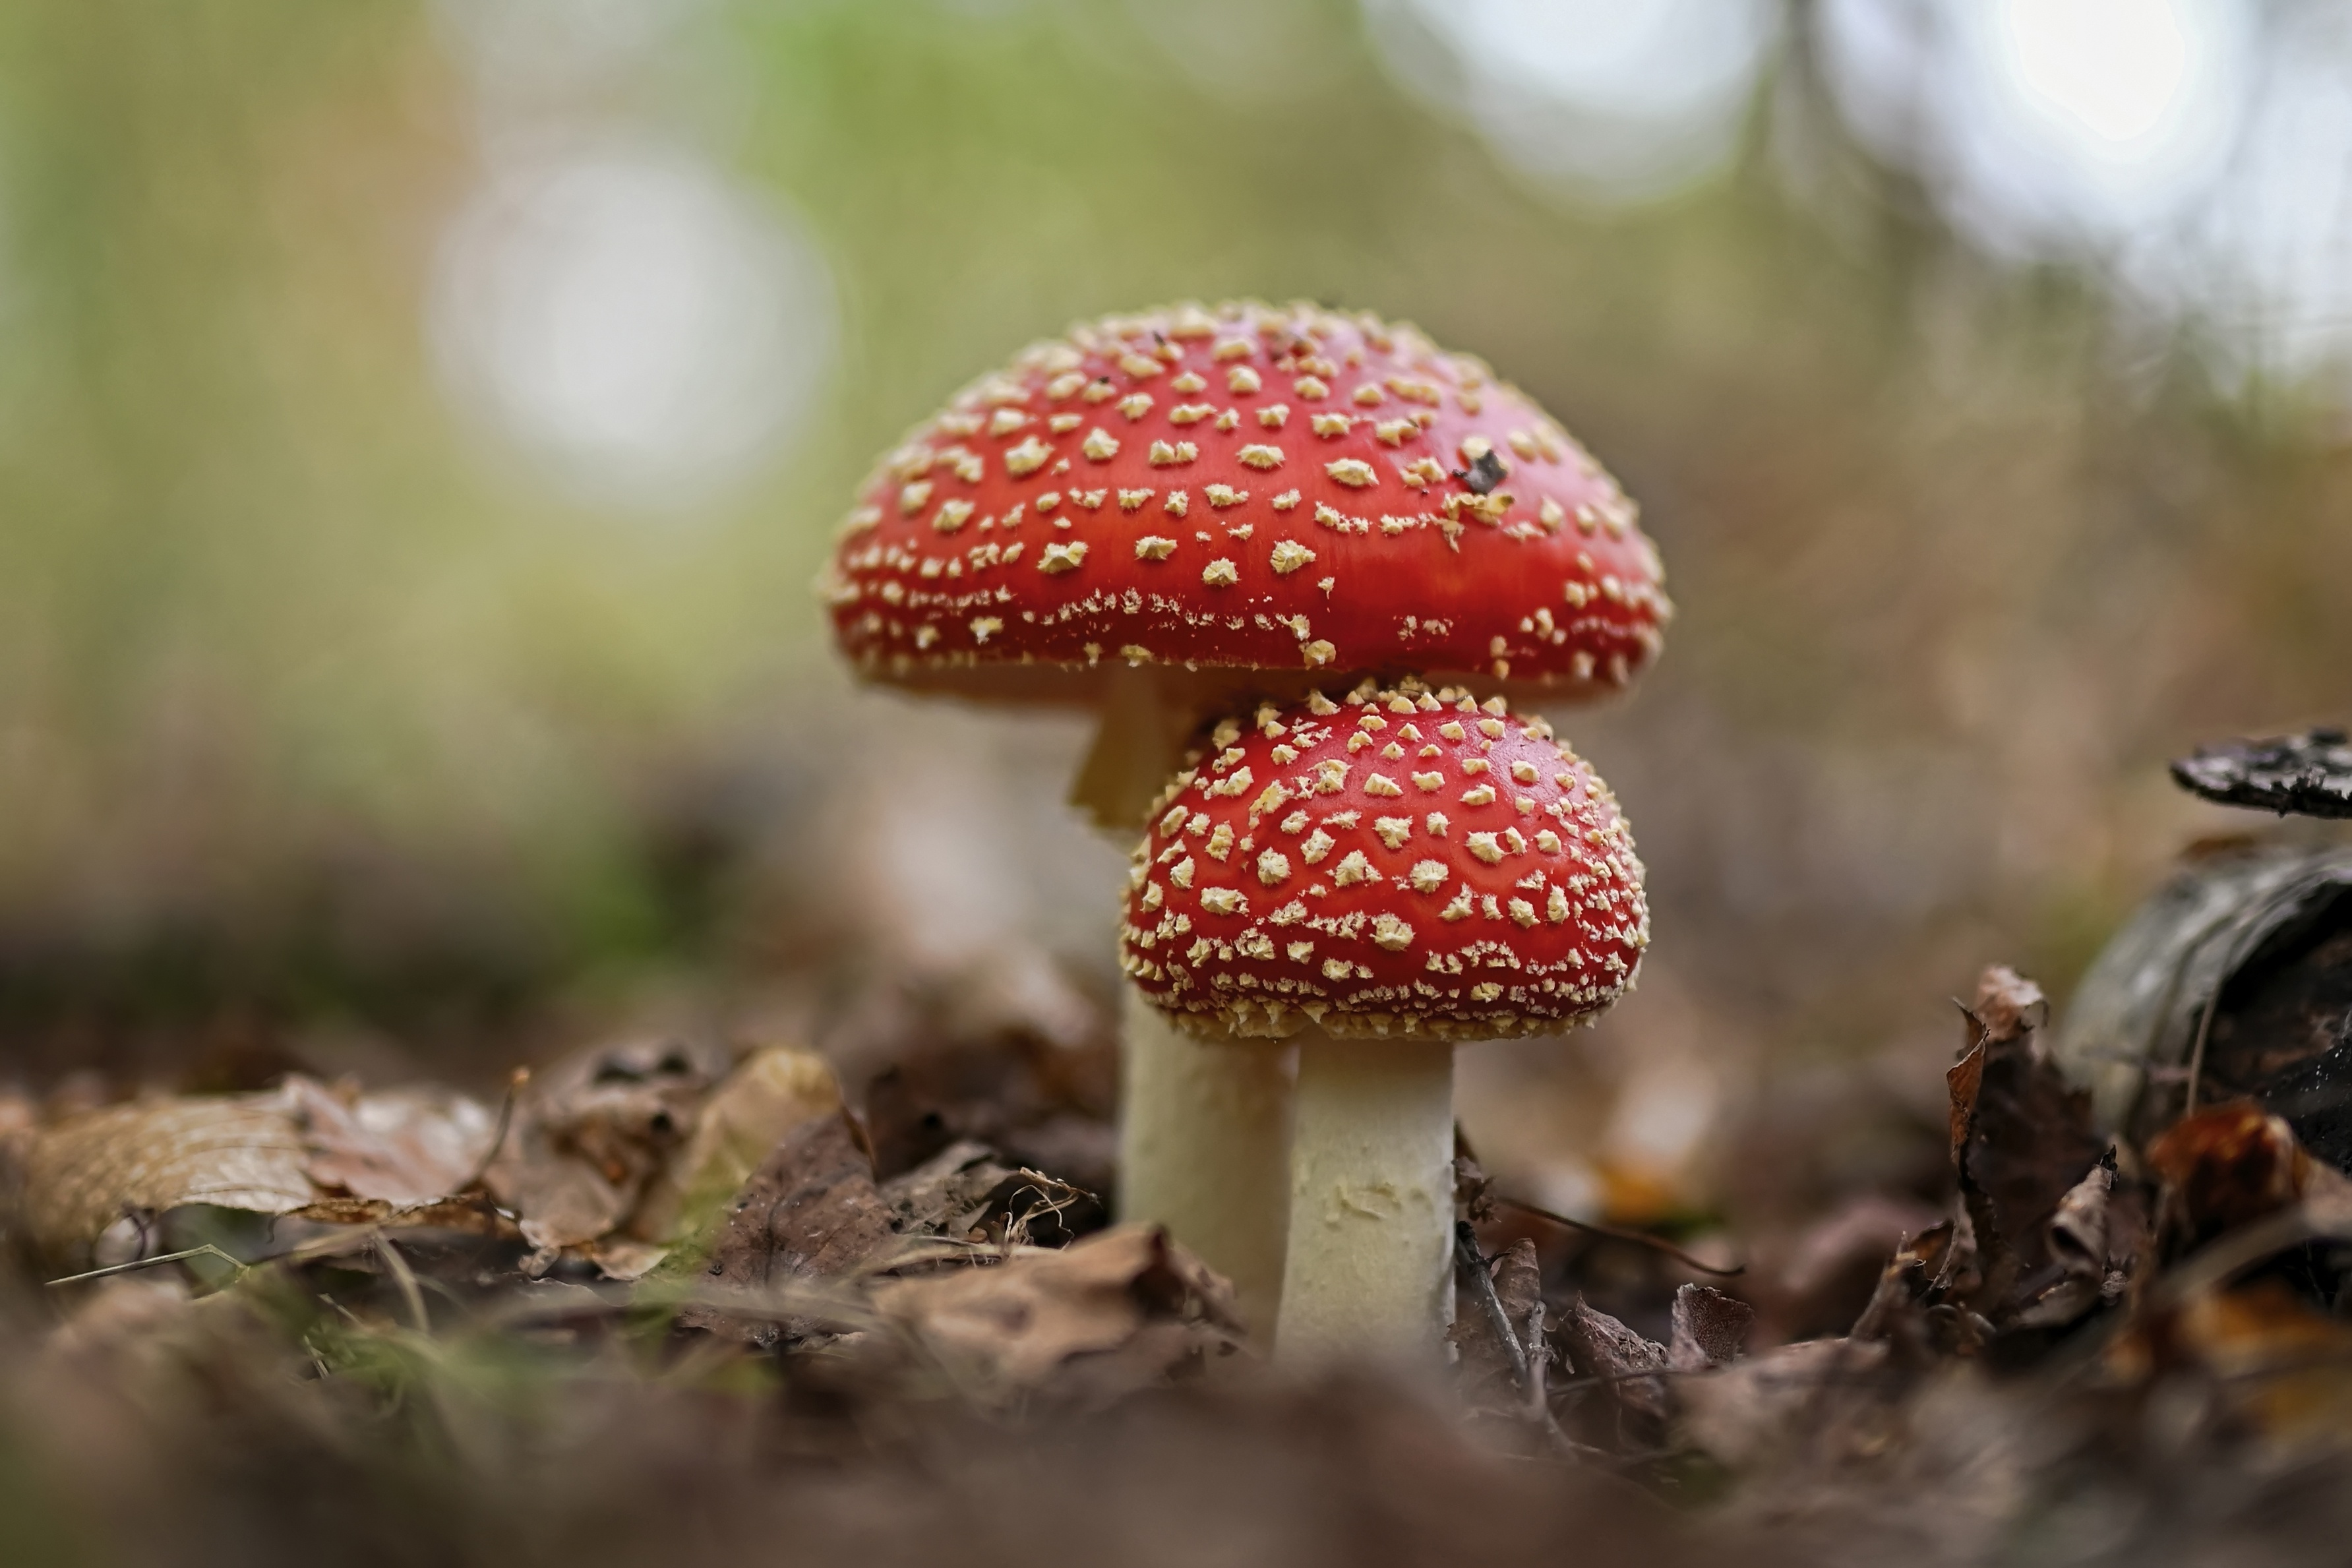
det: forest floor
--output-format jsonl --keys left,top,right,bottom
{"left": 8, "top": 959, "right": 2352, "bottom": 1568}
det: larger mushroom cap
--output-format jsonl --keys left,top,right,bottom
{"left": 1118, "top": 680, "right": 1648, "bottom": 1040}
{"left": 822, "top": 301, "right": 1670, "bottom": 709}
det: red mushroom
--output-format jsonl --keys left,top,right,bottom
{"left": 819, "top": 300, "right": 1668, "bottom": 1342}
{"left": 1117, "top": 679, "right": 1647, "bottom": 1362}
{"left": 822, "top": 300, "right": 1668, "bottom": 723}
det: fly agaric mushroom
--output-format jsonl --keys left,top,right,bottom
{"left": 818, "top": 299, "right": 1669, "bottom": 1341}
{"left": 1117, "top": 678, "right": 1648, "bottom": 1362}
{"left": 821, "top": 299, "right": 1670, "bottom": 775}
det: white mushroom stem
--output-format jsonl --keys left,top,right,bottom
{"left": 1069, "top": 663, "right": 1199, "bottom": 835}
{"left": 1275, "top": 1029, "right": 1457, "bottom": 1366}
{"left": 1114, "top": 991, "right": 1294, "bottom": 1339}
{"left": 1087, "top": 663, "right": 1296, "bottom": 1343}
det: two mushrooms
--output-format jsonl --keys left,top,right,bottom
{"left": 820, "top": 301, "right": 1670, "bottom": 1361}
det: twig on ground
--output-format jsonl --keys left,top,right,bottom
{"left": 1521, "top": 1299, "right": 1577, "bottom": 1457}
{"left": 47, "top": 1244, "right": 251, "bottom": 1290}
{"left": 374, "top": 1232, "right": 431, "bottom": 1334}
{"left": 1455, "top": 1220, "right": 1529, "bottom": 1391}
{"left": 1492, "top": 1197, "right": 1744, "bottom": 1277}
{"left": 457, "top": 1066, "right": 531, "bottom": 1193}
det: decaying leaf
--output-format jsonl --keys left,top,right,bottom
{"left": 284, "top": 1193, "right": 516, "bottom": 1238}
{"left": 2176, "top": 1282, "right": 2352, "bottom": 1453}
{"left": 18, "top": 1095, "right": 314, "bottom": 1265}
{"left": 1813, "top": 966, "right": 2144, "bottom": 1356}
{"left": 1558, "top": 1296, "right": 1670, "bottom": 1428}
{"left": 853, "top": 993, "right": 1115, "bottom": 1193}
{"left": 1946, "top": 967, "right": 2108, "bottom": 1325}
{"left": 485, "top": 1037, "right": 719, "bottom": 1251}
{"left": 1449, "top": 1236, "right": 1542, "bottom": 1393}
{"left": 1453, "top": 1146, "right": 1497, "bottom": 1224}
{"left": 2102, "top": 1278, "right": 2352, "bottom": 1459}
{"left": 868, "top": 1139, "right": 1104, "bottom": 1249}
{"left": 1760, "top": 1193, "right": 1950, "bottom": 1344}
{"left": 870, "top": 1223, "right": 1240, "bottom": 1402}
{"left": 876, "top": 1139, "right": 1017, "bottom": 1237}
{"left": 630, "top": 1046, "right": 842, "bottom": 1244}
{"left": 2045, "top": 1150, "right": 2113, "bottom": 1280}
{"left": 1972, "top": 965, "right": 2049, "bottom": 1044}
{"left": 2147, "top": 1102, "right": 2306, "bottom": 1248}
{"left": 279, "top": 1077, "right": 495, "bottom": 1205}
{"left": 1668, "top": 1283, "right": 1753, "bottom": 1373}
{"left": 1676, "top": 1336, "right": 1892, "bottom": 1472}
{"left": 2008, "top": 1151, "right": 2115, "bottom": 1329}
{"left": 1850, "top": 1222, "right": 1961, "bottom": 1350}
{"left": 677, "top": 1110, "right": 894, "bottom": 1347}
{"left": 16, "top": 1072, "right": 518, "bottom": 1269}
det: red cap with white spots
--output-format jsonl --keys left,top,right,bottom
{"left": 821, "top": 300, "right": 1669, "bottom": 706}
{"left": 1118, "top": 679, "right": 1648, "bottom": 1041}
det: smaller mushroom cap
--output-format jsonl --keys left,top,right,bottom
{"left": 1119, "top": 678, "right": 1648, "bottom": 1041}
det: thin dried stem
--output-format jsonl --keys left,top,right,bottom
{"left": 1492, "top": 1197, "right": 1744, "bottom": 1277}
{"left": 1454, "top": 1220, "right": 1528, "bottom": 1391}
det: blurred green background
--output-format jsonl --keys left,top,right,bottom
{"left": 3, "top": 0, "right": 2347, "bottom": 1220}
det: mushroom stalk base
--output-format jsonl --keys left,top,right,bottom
{"left": 1276, "top": 1031, "right": 1455, "bottom": 1366}
{"left": 1114, "top": 990, "right": 1294, "bottom": 1341}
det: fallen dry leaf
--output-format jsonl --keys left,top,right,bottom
{"left": 868, "top": 1139, "right": 1106, "bottom": 1250}
{"left": 1677, "top": 1336, "right": 1894, "bottom": 1472}
{"left": 1451, "top": 1236, "right": 1543, "bottom": 1395}
{"left": 1757, "top": 1192, "right": 1949, "bottom": 1344}
{"left": 18, "top": 1095, "right": 313, "bottom": 1265}
{"left": 1559, "top": 1296, "right": 1671, "bottom": 1432}
{"left": 1972, "top": 964, "right": 2049, "bottom": 1042}
{"left": 853, "top": 993, "right": 1115, "bottom": 1191}
{"left": 629, "top": 1045, "right": 841, "bottom": 1245}
{"left": 1946, "top": 966, "right": 2107, "bottom": 1324}
{"left": 2045, "top": 1150, "right": 2113, "bottom": 1282}
{"left": 677, "top": 1110, "right": 893, "bottom": 1347}
{"left": 278, "top": 1076, "right": 495, "bottom": 1205}
{"left": 1850, "top": 1222, "right": 1960, "bottom": 1352}
{"left": 1668, "top": 1283, "right": 1753, "bottom": 1372}
{"left": 870, "top": 1223, "right": 1240, "bottom": 1402}
{"left": 2147, "top": 1101, "right": 2306, "bottom": 1248}
{"left": 876, "top": 1139, "right": 1017, "bottom": 1237}
{"left": 2179, "top": 1282, "right": 2352, "bottom": 1454}
{"left": 2105, "top": 1279, "right": 2352, "bottom": 1459}
{"left": 18, "top": 1075, "right": 508, "bottom": 1269}
{"left": 284, "top": 1193, "right": 514, "bottom": 1237}
{"left": 486, "top": 1037, "right": 719, "bottom": 1251}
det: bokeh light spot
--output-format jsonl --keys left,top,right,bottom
{"left": 1366, "top": 0, "right": 1779, "bottom": 203}
{"left": 428, "top": 142, "right": 835, "bottom": 508}
{"left": 2001, "top": 0, "right": 2195, "bottom": 148}
{"left": 1821, "top": 0, "right": 2249, "bottom": 255}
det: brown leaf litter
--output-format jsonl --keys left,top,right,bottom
{"left": 1422, "top": 956, "right": 2352, "bottom": 1564}
{"left": 871, "top": 1223, "right": 1243, "bottom": 1404}
{"left": 24, "top": 955, "right": 2352, "bottom": 1565}
{"left": 675, "top": 1110, "right": 895, "bottom": 1348}
{"left": 485, "top": 1036, "right": 723, "bottom": 1255}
